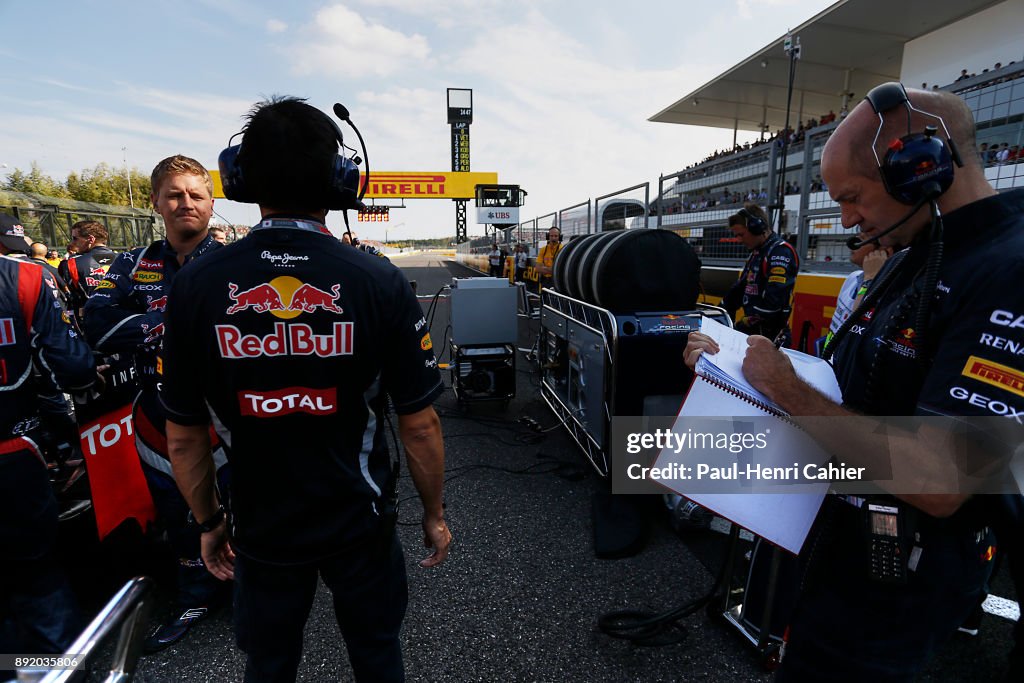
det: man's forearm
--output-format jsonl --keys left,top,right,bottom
{"left": 166, "top": 420, "right": 219, "bottom": 520}
{"left": 399, "top": 409, "right": 446, "bottom": 519}
{"left": 769, "top": 375, "right": 972, "bottom": 517}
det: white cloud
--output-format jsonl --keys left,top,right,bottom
{"left": 285, "top": 4, "right": 432, "bottom": 79}
{"left": 266, "top": 18, "right": 288, "bottom": 33}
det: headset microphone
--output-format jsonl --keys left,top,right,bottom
{"left": 844, "top": 183, "right": 941, "bottom": 250}
{"left": 334, "top": 102, "right": 369, "bottom": 203}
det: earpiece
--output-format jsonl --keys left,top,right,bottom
{"left": 218, "top": 103, "right": 365, "bottom": 211}
{"left": 865, "top": 82, "right": 962, "bottom": 205}
{"left": 738, "top": 207, "right": 767, "bottom": 235}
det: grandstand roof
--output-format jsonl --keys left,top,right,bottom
{"left": 649, "top": 0, "right": 1004, "bottom": 132}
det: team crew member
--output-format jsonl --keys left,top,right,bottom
{"left": 824, "top": 236, "right": 891, "bottom": 348}
{"left": 160, "top": 96, "right": 451, "bottom": 683}
{"left": 686, "top": 84, "right": 1024, "bottom": 680}
{"left": 536, "top": 226, "right": 562, "bottom": 289}
{"left": 83, "top": 155, "right": 226, "bottom": 653}
{"left": 0, "top": 217, "right": 96, "bottom": 666}
{"left": 58, "top": 220, "right": 117, "bottom": 321}
{"left": 29, "top": 241, "right": 69, "bottom": 295}
{"left": 488, "top": 242, "right": 502, "bottom": 277}
{"left": 721, "top": 203, "right": 799, "bottom": 345}
{"left": 209, "top": 226, "right": 228, "bottom": 244}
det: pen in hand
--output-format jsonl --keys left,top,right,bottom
{"left": 772, "top": 331, "right": 786, "bottom": 349}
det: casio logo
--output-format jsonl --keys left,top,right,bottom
{"left": 990, "top": 310, "right": 1024, "bottom": 329}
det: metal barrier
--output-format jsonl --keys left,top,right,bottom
{"left": 557, "top": 200, "right": 590, "bottom": 239}
{"left": 24, "top": 576, "right": 155, "bottom": 683}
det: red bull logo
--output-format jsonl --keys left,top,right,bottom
{"left": 215, "top": 321, "right": 354, "bottom": 359}
{"left": 147, "top": 295, "right": 168, "bottom": 312}
{"left": 226, "top": 277, "right": 344, "bottom": 318}
{"left": 142, "top": 322, "right": 164, "bottom": 344}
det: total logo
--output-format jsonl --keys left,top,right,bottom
{"left": 227, "top": 277, "right": 343, "bottom": 318}
{"left": 239, "top": 387, "right": 337, "bottom": 417}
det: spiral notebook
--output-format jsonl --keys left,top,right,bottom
{"left": 694, "top": 316, "right": 842, "bottom": 415}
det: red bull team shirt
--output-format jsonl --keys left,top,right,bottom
{"left": 159, "top": 218, "right": 443, "bottom": 564}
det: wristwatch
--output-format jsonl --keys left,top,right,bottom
{"left": 187, "top": 505, "right": 226, "bottom": 533}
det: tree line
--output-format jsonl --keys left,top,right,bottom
{"left": 2, "top": 162, "right": 151, "bottom": 207}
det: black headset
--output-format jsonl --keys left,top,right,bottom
{"left": 547, "top": 226, "right": 562, "bottom": 242}
{"left": 865, "top": 82, "right": 963, "bottom": 205}
{"left": 218, "top": 103, "right": 366, "bottom": 211}
{"left": 737, "top": 207, "right": 767, "bottom": 235}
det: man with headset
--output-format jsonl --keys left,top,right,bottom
{"left": 535, "top": 225, "right": 562, "bottom": 290}
{"left": 685, "top": 84, "right": 1024, "bottom": 680}
{"left": 721, "top": 202, "right": 799, "bottom": 346}
{"left": 160, "top": 96, "right": 451, "bottom": 682}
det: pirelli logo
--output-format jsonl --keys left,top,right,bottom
{"left": 962, "top": 355, "right": 1024, "bottom": 398}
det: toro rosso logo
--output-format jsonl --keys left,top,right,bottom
{"left": 226, "top": 277, "right": 343, "bottom": 317}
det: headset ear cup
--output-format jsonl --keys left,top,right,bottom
{"left": 218, "top": 145, "right": 253, "bottom": 203}
{"left": 325, "top": 155, "right": 361, "bottom": 211}
{"left": 880, "top": 134, "right": 955, "bottom": 204}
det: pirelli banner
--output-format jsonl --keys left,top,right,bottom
{"left": 210, "top": 171, "right": 498, "bottom": 200}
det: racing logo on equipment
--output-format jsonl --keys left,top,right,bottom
{"left": 226, "top": 277, "right": 344, "bottom": 318}
{"left": 961, "top": 355, "right": 1024, "bottom": 399}
{"left": 238, "top": 387, "right": 337, "bottom": 417}
{"left": 96, "top": 279, "right": 116, "bottom": 290}
{"left": 420, "top": 333, "right": 433, "bottom": 351}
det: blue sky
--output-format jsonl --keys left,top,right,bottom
{"left": 0, "top": 0, "right": 833, "bottom": 241}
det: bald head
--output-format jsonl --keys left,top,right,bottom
{"left": 824, "top": 86, "right": 980, "bottom": 181}
{"left": 29, "top": 242, "right": 48, "bottom": 259}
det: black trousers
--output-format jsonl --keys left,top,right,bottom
{"left": 234, "top": 535, "right": 409, "bottom": 683}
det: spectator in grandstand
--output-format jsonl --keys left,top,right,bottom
{"left": 208, "top": 226, "right": 227, "bottom": 244}
{"left": 956, "top": 68, "right": 970, "bottom": 81}
{"left": 690, "top": 84, "right": 1023, "bottom": 682}
{"left": 720, "top": 202, "right": 798, "bottom": 346}
{"left": 58, "top": 220, "right": 117, "bottom": 322}
{"left": 83, "top": 155, "right": 226, "bottom": 654}
{"left": 996, "top": 143, "right": 1011, "bottom": 164}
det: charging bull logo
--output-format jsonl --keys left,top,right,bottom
{"left": 226, "top": 277, "right": 344, "bottom": 318}
{"left": 142, "top": 322, "right": 164, "bottom": 344}
{"left": 147, "top": 295, "right": 168, "bottom": 312}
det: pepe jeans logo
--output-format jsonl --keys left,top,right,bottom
{"left": 261, "top": 250, "right": 310, "bottom": 268}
